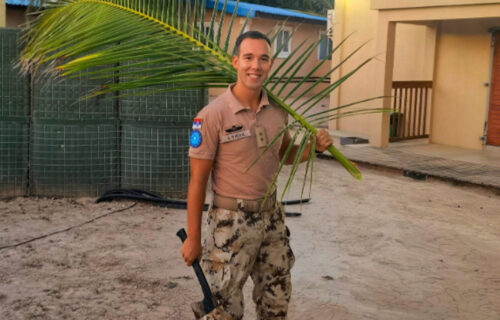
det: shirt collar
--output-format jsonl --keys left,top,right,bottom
{"left": 226, "top": 84, "right": 270, "bottom": 114}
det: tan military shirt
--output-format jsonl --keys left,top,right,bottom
{"left": 189, "top": 85, "right": 288, "bottom": 200}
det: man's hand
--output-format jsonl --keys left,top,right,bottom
{"left": 180, "top": 236, "right": 202, "bottom": 266}
{"left": 314, "top": 129, "right": 333, "bottom": 153}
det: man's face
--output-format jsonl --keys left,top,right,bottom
{"left": 232, "top": 38, "right": 273, "bottom": 90}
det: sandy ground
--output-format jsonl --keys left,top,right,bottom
{"left": 1, "top": 158, "right": 499, "bottom": 320}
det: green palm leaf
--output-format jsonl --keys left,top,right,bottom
{"left": 20, "top": 0, "right": 385, "bottom": 197}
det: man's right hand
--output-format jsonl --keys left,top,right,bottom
{"left": 180, "top": 237, "right": 202, "bottom": 266}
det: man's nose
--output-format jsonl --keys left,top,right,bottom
{"left": 251, "top": 59, "right": 261, "bottom": 70}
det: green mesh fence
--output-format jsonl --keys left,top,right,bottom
{"left": 120, "top": 87, "right": 203, "bottom": 197}
{"left": 31, "top": 70, "right": 119, "bottom": 197}
{"left": 0, "top": 28, "right": 29, "bottom": 197}
{"left": 0, "top": 28, "right": 204, "bottom": 198}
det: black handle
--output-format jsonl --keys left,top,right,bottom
{"left": 177, "top": 228, "right": 216, "bottom": 314}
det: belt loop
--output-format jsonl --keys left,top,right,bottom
{"left": 237, "top": 199, "right": 244, "bottom": 211}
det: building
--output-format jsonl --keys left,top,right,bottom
{"left": 2, "top": 0, "right": 24, "bottom": 27}
{"left": 0, "top": 1, "right": 5, "bottom": 27}
{"left": 202, "top": 0, "right": 331, "bottom": 103}
{"left": 329, "top": 0, "right": 500, "bottom": 150}
{"left": 1, "top": 0, "right": 332, "bottom": 106}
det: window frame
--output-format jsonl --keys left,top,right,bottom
{"left": 274, "top": 27, "right": 292, "bottom": 59}
{"left": 203, "top": 22, "right": 219, "bottom": 46}
{"left": 318, "top": 30, "right": 333, "bottom": 60}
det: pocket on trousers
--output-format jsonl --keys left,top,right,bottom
{"left": 201, "top": 246, "right": 233, "bottom": 295}
{"left": 284, "top": 226, "right": 295, "bottom": 270}
{"left": 202, "top": 208, "right": 240, "bottom": 294}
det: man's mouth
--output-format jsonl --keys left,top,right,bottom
{"left": 247, "top": 73, "right": 261, "bottom": 80}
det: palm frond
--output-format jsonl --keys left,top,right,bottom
{"left": 20, "top": 0, "right": 384, "bottom": 197}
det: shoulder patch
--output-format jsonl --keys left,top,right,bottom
{"left": 190, "top": 130, "right": 202, "bottom": 148}
{"left": 192, "top": 118, "right": 202, "bottom": 130}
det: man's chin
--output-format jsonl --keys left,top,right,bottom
{"left": 244, "top": 81, "right": 264, "bottom": 90}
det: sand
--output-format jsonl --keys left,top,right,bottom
{"left": 1, "top": 158, "right": 499, "bottom": 319}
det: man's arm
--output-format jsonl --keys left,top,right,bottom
{"left": 279, "top": 129, "right": 333, "bottom": 165}
{"left": 180, "top": 157, "right": 213, "bottom": 266}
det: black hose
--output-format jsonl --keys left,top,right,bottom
{"left": 96, "top": 189, "right": 307, "bottom": 217}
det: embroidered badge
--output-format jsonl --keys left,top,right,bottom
{"left": 190, "top": 130, "right": 202, "bottom": 148}
{"left": 225, "top": 125, "right": 243, "bottom": 133}
{"left": 192, "top": 118, "right": 202, "bottom": 130}
{"left": 190, "top": 118, "right": 203, "bottom": 148}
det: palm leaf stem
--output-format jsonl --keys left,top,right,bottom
{"left": 246, "top": 120, "right": 299, "bottom": 171}
{"left": 269, "top": 128, "right": 303, "bottom": 199}
{"left": 266, "top": 90, "right": 361, "bottom": 180}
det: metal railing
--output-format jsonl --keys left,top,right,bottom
{"left": 390, "top": 81, "right": 432, "bottom": 141}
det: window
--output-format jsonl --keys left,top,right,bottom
{"left": 203, "top": 22, "right": 219, "bottom": 47}
{"left": 318, "top": 31, "right": 333, "bottom": 60}
{"left": 274, "top": 27, "right": 292, "bottom": 58}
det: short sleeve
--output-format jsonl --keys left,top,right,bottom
{"left": 188, "top": 106, "right": 220, "bottom": 160}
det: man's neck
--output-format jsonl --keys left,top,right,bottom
{"left": 232, "top": 83, "right": 262, "bottom": 112}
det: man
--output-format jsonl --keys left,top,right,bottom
{"left": 181, "top": 31, "right": 333, "bottom": 320}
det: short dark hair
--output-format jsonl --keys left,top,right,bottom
{"left": 233, "top": 31, "right": 271, "bottom": 55}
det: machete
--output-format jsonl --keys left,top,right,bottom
{"left": 176, "top": 228, "right": 216, "bottom": 315}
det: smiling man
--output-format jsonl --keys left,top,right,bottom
{"left": 181, "top": 31, "right": 333, "bottom": 320}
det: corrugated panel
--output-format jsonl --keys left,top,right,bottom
{"left": 207, "top": 0, "right": 327, "bottom": 22}
{"left": 5, "top": 0, "right": 30, "bottom": 6}
{"left": 7, "top": 0, "right": 328, "bottom": 22}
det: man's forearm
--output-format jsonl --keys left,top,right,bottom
{"left": 186, "top": 178, "right": 206, "bottom": 242}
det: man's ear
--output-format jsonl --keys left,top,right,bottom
{"left": 232, "top": 55, "right": 238, "bottom": 69}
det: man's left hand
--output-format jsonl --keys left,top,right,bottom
{"left": 314, "top": 129, "right": 333, "bottom": 153}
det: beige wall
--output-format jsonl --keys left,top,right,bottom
{"left": 1, "top": 0, "right": 5, "bottom": 27}
{"left": 330, "top": 0, "right": 500, "bottom": 149}
{"left": 431, "top": 19, "right": 495, "bottom": 149}
{"left": 329, "top": 0, "right": 383, "bottom": 138}
{"left": 372, "top": 0, "right": 500, "bottom": 10}
{"left": 393, "top": 23, "right": 436, "bottom": 81}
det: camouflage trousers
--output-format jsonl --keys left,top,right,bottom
{"left": 194, "top": 202, "right": 295, "bottom": 320}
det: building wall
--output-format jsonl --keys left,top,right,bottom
{"left": 6, "top": 6, "right": 25, "bottom": 28}
{"left": 250, "top": 17, "right": 329, "bottom": 97}
{"left": 1, "top": 1, "right": 5, "bottom": 27}
{"left": 330, "top": 0, "right": 500, "bottom": 149}
{"left": 329, "top": 1, "right": 432, "bottom": 139}
{"left": 329, "top": 0, "right": 379, "bottom": 137}
{"left": 207, "top": 11, "right": 329, "bottom": 103}
{"left": 393, "top": 23, "right": 435, "bottom": 81}
{"left": 372, "top": 0, "right": 500, "bottom": 9}
{"left": 431, "top": 19, "right": 493, "bottom": 149}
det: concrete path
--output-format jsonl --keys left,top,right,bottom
{"left": 322, "top": 136, "right": 500, "bottom": 190}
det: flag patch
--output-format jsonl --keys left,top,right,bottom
{"left": 192, "top": 118, "right": 202, "bottom": 130}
